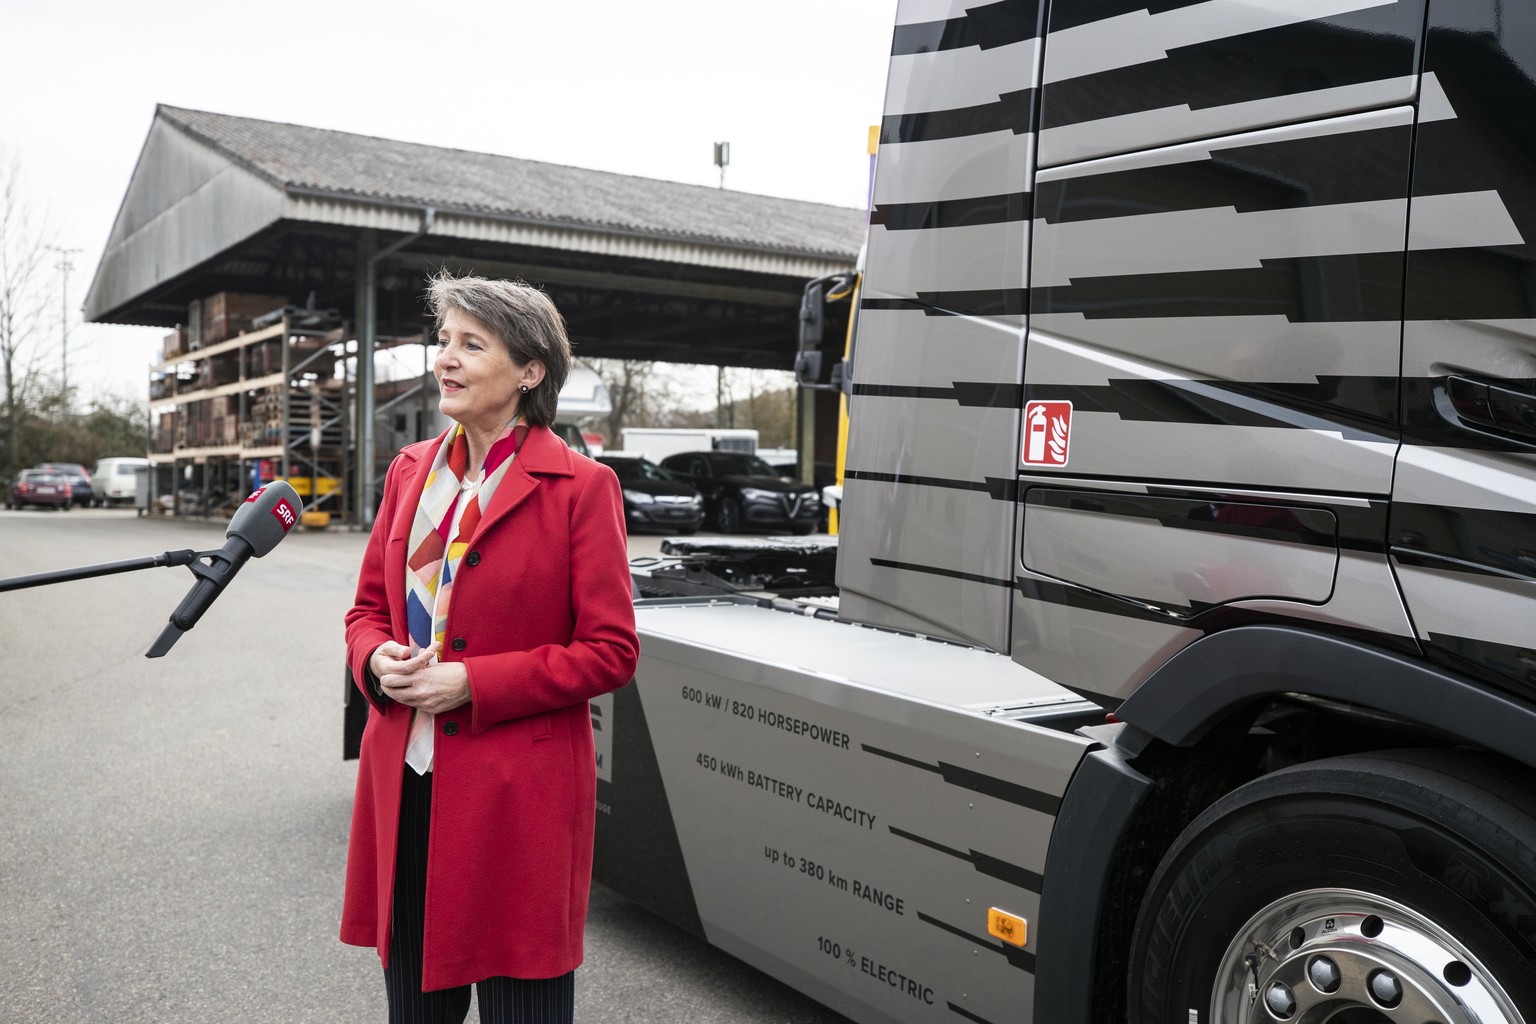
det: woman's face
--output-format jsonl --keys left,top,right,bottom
{"left": 434, "top": 308, "right": 537, "bottom": 430}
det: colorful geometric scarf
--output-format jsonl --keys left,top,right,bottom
{"left": 401, "top": 418, "right": 526, "bottom": 773}
{"left": 404, "top": 418, "right": 527, "bottom": 656}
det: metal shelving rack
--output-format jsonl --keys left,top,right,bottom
{"left": 148, "top": 318, "right": 349, "bottom": 519}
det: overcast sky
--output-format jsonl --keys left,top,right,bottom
{"left": 3, "top": 0, "right": 897, "bottom": 406}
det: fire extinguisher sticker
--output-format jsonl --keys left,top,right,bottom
{"left": 1022, "top": 401, "right": 1072, "bottom": 467}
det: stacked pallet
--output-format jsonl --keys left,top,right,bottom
{"left": 188, "top": 291, "right": 285, "bottom": 349}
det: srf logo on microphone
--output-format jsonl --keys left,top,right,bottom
{"left": 271, "top": 500, "right": 297, "bottom": 532}
{"left": 1022, "top": 401, "right": 1072, "bottom": 467}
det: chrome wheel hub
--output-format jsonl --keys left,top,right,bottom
{"left": 1210, "top": 889, "right": 1524, "bottom": 1024}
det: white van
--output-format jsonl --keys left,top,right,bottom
{"left": 618, "top": 427, "right": 758, "bottom": 463}
{"left": 90, "top": 457, "right": 149, "bottom": 506}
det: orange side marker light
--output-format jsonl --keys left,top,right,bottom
{"left": 987, "top": 907, "right": 1028, "bottom": 947}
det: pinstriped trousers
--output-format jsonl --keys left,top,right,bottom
{"left": 385, "top": 768, "right": 576, "bottom": 1024}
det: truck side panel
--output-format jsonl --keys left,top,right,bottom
{"left": 1013, "top": 4, "right": 1426, "bottom": 700}
{"left": 597, "top": 601, "right": 1096, "bottom": 1024}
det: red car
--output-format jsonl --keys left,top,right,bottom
{"left": 5, "top": 469, "right": 73, "bottom": 510}
{"left": 33, "top": 462, "right": 93, "bottom": 505}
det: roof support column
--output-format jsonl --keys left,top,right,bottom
{"left": 356, "top": 207, "right": 436, "bottom": 529}
{"left": 352, "top": 230, "right": 376, "bottom": 529}
{"left": 796, "top": 384, "right": 816, "bottom": 485}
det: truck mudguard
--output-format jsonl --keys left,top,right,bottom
{"left": 1116, "top": 626, "right": 1536, "bottom": 770}
{"left": 1029, "top": 737, "right": 1153, "bottom": 1024}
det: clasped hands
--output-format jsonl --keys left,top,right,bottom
{"left": 369, "top": 641, "right": 471, "bottom": 714}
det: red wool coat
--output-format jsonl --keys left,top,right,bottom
{"left": 341, "top": 425, "right": 638, "bottom": 990}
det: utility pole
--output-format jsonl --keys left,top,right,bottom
{"left": 46, "top": 245, "right": 81, "bottom": 412}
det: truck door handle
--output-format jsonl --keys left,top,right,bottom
{"left": 1443, "top": 374, "right": 1536, "bottom": 445}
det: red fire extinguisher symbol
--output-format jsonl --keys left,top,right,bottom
{"left": 1023, "top": 401, "right": 1072, "bottom": 467}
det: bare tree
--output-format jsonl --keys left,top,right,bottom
{"left": 584, "top": 358, "right": 654, "bottom": 446}
{"left": 719, "top": 369, "right": 798, "bottom": 448}
{"left": 0, "top": 149, "right": 55, "bottom": 475}
{"left": 580, "top": 358, "right": 713, "bottom": 447}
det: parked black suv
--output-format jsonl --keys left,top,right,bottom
{"left": 659, "top": 451, "right": 819, "bottom": 535}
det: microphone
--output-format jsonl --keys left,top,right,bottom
{"left": 146, "top": 481, "right": 304, "bottom": 657}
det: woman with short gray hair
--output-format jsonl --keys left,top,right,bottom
{"left": 424, "top": 274, "right": 572, "bottom": 428}
{"left": 342, "top": 271, "right": 638, "bottom": 1024}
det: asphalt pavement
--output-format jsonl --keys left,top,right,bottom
{"left": 0, "top": 509, "right": 850, "bottom": 1024}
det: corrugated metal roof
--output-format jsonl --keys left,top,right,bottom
{"left": 159, "top": 105, "right": 866, "bottom": 261}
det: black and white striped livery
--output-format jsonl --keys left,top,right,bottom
{"left": 842, "top": 0, "right": 1536, "bottom": 709}
{"left": 843, "top": 0, "right": 1042, "bottom": 652}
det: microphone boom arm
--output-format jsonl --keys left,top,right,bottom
{"left": 0, "top": 548, "right": 202, "bottom": 592}
{"left": 0, "top": 547, "right": 239, "bottom": 659}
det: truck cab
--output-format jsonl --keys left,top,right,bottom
{"left": 605, "top": 4, "right": 1536, "bottom": 1022}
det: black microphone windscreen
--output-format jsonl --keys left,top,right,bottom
{"left": 226, "top": 481, "right": 304, "bottom": 557}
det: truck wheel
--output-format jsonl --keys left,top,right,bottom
{"left": 716, "top": 498, "right": 742, "bottom": 534}
{"left": 1127, "top": 750, "right": 1536, "bottom": 1024}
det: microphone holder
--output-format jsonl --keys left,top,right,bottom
{"left": 0, "top": 547, "right": 228, "bottom": 657}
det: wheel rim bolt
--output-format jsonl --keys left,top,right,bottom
{"left": 1307, "top": 956, "right": 1342, "bottom": 994}
{"left": 1264, "top": 981, "right": 1297, "bottom": 1018}
{"left": 1368, "top": 969, "right": 1404, "bottom": 1008}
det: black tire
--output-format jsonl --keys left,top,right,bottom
{"left": 1128, "top": 750, "right": 1536, "bottom": 1024}
{"left": 716, "top": 498, "right": 742, "bottom": 534}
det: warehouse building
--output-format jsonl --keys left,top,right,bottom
{"left": 84, "top": 105, "right": 864, "bottom": 523}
